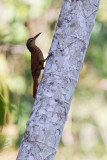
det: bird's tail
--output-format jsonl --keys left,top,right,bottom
{"left": 33, "top": 76, "right": 38, "bottom": 98}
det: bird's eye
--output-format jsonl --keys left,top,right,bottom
{"left": 29, "top": 38, "right": 33, "bottom": 43}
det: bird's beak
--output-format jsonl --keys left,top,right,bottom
{"left": 33, "top": 32, "right": 42, "bottom": 39}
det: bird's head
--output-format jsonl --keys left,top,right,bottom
{"left": 26, "top": 32, "right": 41, "bottom": 52}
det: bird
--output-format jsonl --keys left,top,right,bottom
{"left": 26, "top": 32, "right": 51, "bottom": 98}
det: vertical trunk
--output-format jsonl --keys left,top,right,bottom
{"left": 17, "top": 0, "right": 100, "bottom": 160}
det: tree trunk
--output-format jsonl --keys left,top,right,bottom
{"left": 17, "top": 0, "right": 100, "bottom": 159}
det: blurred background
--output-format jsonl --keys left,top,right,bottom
{"left": 0, "top": 0, "right": 107, "bottom": 159}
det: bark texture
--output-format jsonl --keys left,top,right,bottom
{"left": 17, "top": 0, "right": 100, "bottom": 160}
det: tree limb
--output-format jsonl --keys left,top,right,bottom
{"left": 17, "top": 0, "right": 100, "bottom": 159}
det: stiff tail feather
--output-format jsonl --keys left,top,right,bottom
{"left": 33, "top": 76, "right": 38, "bottom": 98}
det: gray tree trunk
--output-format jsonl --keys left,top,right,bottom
{"left": 17, "top": 0, "right": 100, "bottom": 160}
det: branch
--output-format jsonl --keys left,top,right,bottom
{"left": 17, "top": 0, "right": 100, "bottom": 160}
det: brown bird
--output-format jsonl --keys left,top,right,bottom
{"left": 26, "top": 32, "right": 51, "bottom": 98}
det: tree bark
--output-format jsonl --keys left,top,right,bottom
{"left": 17, "top": 0, "right": 100, "bottom": 160}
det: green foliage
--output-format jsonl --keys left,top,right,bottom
{"left": 86, "top": 21, "right": 107, "bottom": 77}
{"left": 0, "top": 134, "right": 7, "bottom": 151}
{"left": 28, "top": 0, "right": 54, "bottom": 19}
{"left": 0, "top": 55, "right": 9, "bottom": 126}
{"left": 0, "top": 95, "right": 7, "bottom": 126}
